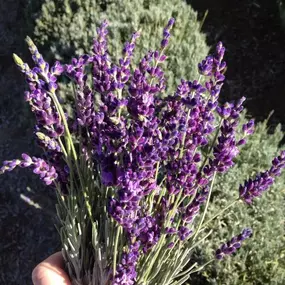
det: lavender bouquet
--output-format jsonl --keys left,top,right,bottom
{"left": 1, "top": 18, "right": 285, "bottom": 285}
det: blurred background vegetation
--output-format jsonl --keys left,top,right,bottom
{"left": 0, "top": 0, "right": 284, "bottom": 284}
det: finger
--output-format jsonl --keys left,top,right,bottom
{"left": 32, "top": 252, "right": 71, "bottom": 285}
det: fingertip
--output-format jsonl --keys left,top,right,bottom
{"left": 32, "top": 252, "right": 71, "bottom": 285}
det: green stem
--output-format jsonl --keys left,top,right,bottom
{"left": 188, "top": 258, "right": 214, "bottom": 275}
{"left": 155, "top": 161, "right": 160, "bottom": 181}
{"left": 48, "top": 91, "right": 77, "bottom": 161}
{"left": 192, "top": 171, "right": 217, "bottom": 241}
{"left": 148, "top": 162, "right": 161, "bottom": 213}
{"left": 199, "top": 10, "right": 209, "bottom": 32}
{"left": 48, "top": 90, "right": 83, "bottom": 180}
{"left": 155, "top": 185, "right": 166, "bottom": 209}
{"left": 140, "top": 191, "right": 185, "bottom": 282}
{"left": 187, "top": 229, "right": 213, "bottom": 253}
{"left": 175, "top": 262, "right": 198, "bottom": 279}
{"left": 166, "top": 191, "right": 184, "bottom": 228}
{"left": 58, "top": 138, "right": 68, "bottom": 158}
{"left": 172, "top": 259, "right": 214, "bottom": 285}
{"left": 117, "top": 89, "right": 123, "bottom": 119}
{"left": 198, "top": 198, "right": 240, "bottom": 234}
{"left": 49, "top": 90, "right": 96, "bottom": 236}
{"left": 168, "top": 230, "right": 213, "bottom": 283}
{"left": 113, "top": 226, "right": 121, "bottom": 278}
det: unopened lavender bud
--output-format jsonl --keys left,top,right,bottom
{"left": 167, "top": 242, "right": 175, "bottom": 249}
{"left": 178, "top": 226, "right": 192, "bottom": 241}
{"left": 165, "top": 227, "right": 177, "bottom": 234}
{"left": 167, "top": 18, "right": 175, "bottom": 27}
{"left": 36, "top": 132, "right": 61, "bottom": 152}
{"left": 160, "top": 18, "right": 175, "bottom": 49}
{"left": 161, "top": 39, "right": 169, "bottom": 48}
{"left": 237, "top": 138, "right": 246, "bottom": 146}
{"left": 13, "top": 53, "right": 25, "bottom": 68}
{"left": 242, "top": 119, "right": 255, "bottom": 135}
{"left": 25, "top": 36, "right": 37, "bottom": 53}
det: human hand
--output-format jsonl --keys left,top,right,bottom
{"left": 32, "top": 252, "right": 71, "bottom": 285}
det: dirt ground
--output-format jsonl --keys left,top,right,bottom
{"left": 0, "top": 0, "right": 285, "bottom": 284}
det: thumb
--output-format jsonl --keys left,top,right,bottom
{"left": 32, "top": 252, "right": 71, "bottom": 285}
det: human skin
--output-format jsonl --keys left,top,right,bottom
{"left": 32, "top": 252, "right": 71, "bottom": 285}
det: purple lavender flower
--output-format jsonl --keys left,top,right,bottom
{"left": 113, "top": 242, "right": 140, "bottom": 285}
{"left": 210, "top": 98, "right": 247, "bottom": 173}
{"left": 117, "top": 31, "right": 141, "bottom": 87}
{"left": 128, "top": 51, "right": 164, "bottom": 119}
{"left": 13, "top": 54, "right": 39, "bottom": 83}
{"left": 198, "top": 56, "right": 214, "bottom": 76}
{"left": 216, "top": 228, "right": 252, "bottom": 259}
{"left": 25, "top": 36, "right": 64, "bottom": 91}
{"left": 198, "top": 41, "right": 226, "bottom": 80}
{"left": 76, "top": 86, "right": 95, "bottom": 127}
{"left": 0, "top": 154, "right": 58, "bottom": 186}
{"left": 92, "top": 20, "right": 113, "bottom": 93}
{"left": 50, "top": 61, "right": 64, "bottom": 76}
{"left": 108, "top": 22, "right": 186, "bottom": 282}
{"left": 36, "top": 132, "right": 61, "bottom": 152}
{"left": 236, "top": 119, "right": 255, "bottom": 146}
{"left": 162, "top": 80, "right": 215, "bottom": 197}
{"left": 65, "top": 55, "right": 91, "bottom": 87}
{"left": 93, "top": 20, "right": 108, "bottom": 56}
{"left": 13, "top": 38, "right": 65, "bottom": 166}
{"left": 178, "top": 226, "right": 193, "bottom": 241}
{"left": 270, "top": 150, "right": 285, "bottom": 176}
{"left": 242, "top": 119, "right": 255, "bottom": 135}
{"left": 210, "top": 121, "right": 239, "bottom": 173}
{"left": 0, "top": 159, "right": 22, "bottom": 172}
{"left": 182, "top": 187, "right": 209, "bottom": 224}
{"left": 130, "top": 216, "right": 160, "bottom": 253}
{"left": 161, "top": 18, "right": 175, "bottom": 48}
{"left": 239, "top": 150, "right": 285, "bottom": 204}
{"left": 26, "top": 88, "right": 64, "bottom": 139}
{"left": 166, "top": 148, "right": 200, "bottom": 196}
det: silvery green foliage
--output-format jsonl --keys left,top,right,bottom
{"left": 197, "top": 115, "right": 285, "bottom": 285}
{"left": 34, "top": 0, "right": 209, "bottom": 90}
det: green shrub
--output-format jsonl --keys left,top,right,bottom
{"left": 34, "top": 0, "right": 209, "bottom": 91}
{"left": 194, "top": 114, "right": 285, "bottom": 285}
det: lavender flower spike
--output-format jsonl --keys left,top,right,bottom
{"left": 161, "top": 18, "right": 175, "bottom": 48}
{"left": 0, "top": 154, "right": 58, "bottom": 186}
{"left": 239, "top": 150, "right": 285, "bottom": 204}
{"left": 216, "top": 228, "right": 252, "bottom": 260}
{"left": 26, "top": 36, "right": 49, "bottom": 75}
